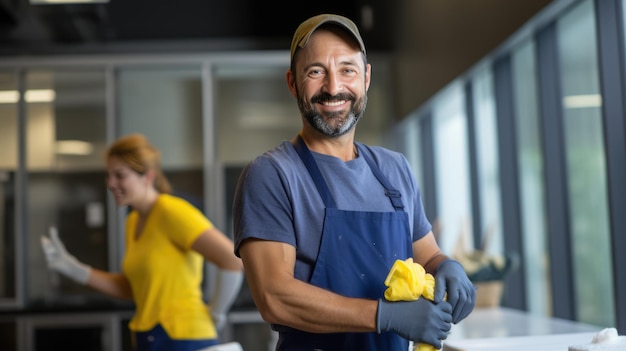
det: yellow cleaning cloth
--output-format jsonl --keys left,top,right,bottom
{"left": 383, "top": 258, "right": 438, "bottom": 351}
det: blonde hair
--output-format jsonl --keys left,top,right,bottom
{"left": 105, "top": 133, "right": 172, "bottom": 194}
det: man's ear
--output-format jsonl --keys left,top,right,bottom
{"left": 286, "top": 69, "right": 298, "bottom": 99}
{"left": 365, "top": 63, "right": 372, "bottom": 92}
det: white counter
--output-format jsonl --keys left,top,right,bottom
{"left": 443, "top": 332, "right": 600, "bottom": 351}
{"left": 227, "top": 307, "right": 605, "bottom": 351}
{"left": 442, "top": 307, "right": 605, "bottom": 351}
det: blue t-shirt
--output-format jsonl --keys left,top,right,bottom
{"left": 233, "top": 140, "right": 432, "bottom": 281}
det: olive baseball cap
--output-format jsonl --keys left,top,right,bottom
{"left": 290, "top": 14, "right": 366, "bottom": 63}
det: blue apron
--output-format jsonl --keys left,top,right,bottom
{"left": 275, "top": 136, "right": 412, "bottom": 351}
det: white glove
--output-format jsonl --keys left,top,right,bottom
{"left": 41, "top": 226, "right": 91, "bottom": 285}
{"left": 208, "top": 269, "right": 243, "bottom": 331}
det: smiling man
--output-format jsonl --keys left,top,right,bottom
{"left": 232, "top": 14, "right": 476, "bottom": 351}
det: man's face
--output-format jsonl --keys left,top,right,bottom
{"left": 289, "top": 27, "right": 371, "bottom": 137}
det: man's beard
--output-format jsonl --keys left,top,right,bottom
{"left": 297, "top": 92, "right": 367, "bottom": 137}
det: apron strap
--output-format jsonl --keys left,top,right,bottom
{"left": 356, "top": 143, "right": 405, "bottom": 211}
{"left": 293, "top": 135, "right": 405, "bottom": 211}
{"left": 293, "top": 135, "right": 338, "bottom": 208}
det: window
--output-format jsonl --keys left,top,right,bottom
{"left": 432, "top": 83, "right": 473, "bottom": 254}
{"left": 557, "top": 0, "right": 614, "bottom": 327}
{"left": 512, "top": 39, "right": 551, "bottom": 316}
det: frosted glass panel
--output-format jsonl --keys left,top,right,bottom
{"left": 512, "top": 39, "right": 551, "bottom": 317}
{"left": 117, "top": 65, "right": 205, "bottom": 220}
{"left": 432, "top": 83, "right": 473, "bottom": 255}
{"left": 214, "top": 64, "right": 299, "bottom": 164}
{"left": 399, "top": 116, "right": 423, "bottom": 188}
{"left": 117, "top": 66, "right": 203, "bottom": 169}
{"left": 471, "top": 67, "right": 503, "bottom": 256}
{"left": 557, "top": 0, "right": 614, "bottom": 327}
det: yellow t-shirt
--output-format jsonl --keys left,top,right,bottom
{"left": 123, "top": 193, "right": 217, "bottom": 339}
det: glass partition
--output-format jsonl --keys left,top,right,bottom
{"left": 117, "top": 66, "right": 204, "bottom": 170}
{"left": 25, "top": 68, "right": 111, "bottom": 307}
{"left": 0, "top": 71, "right": 18, "bottom": 307}
{"left": 116, "top": 65, "right": 205, "bottom": 213}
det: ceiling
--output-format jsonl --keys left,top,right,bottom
{"left": 0, "top": 0, "right": 394, "bottom": 54}
{"left": 0, "top": 0, "right": 553, "bottom": 115}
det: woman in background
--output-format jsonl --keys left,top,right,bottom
{"left": 41, "top": 133, "right": 244, "bottom": 351}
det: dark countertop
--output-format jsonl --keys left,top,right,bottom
{"left": 0, "top": 297, "right": 135, "bottom": 317}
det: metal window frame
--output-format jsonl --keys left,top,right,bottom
{"left": 493, "top": 55, "right": 526, "bottom": 310}
{"left": 594, "top": 0, "right": 626, "bottom": 333}
{"left": 536, "top": 21, "right": 577, "bottom": 321}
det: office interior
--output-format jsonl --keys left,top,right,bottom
{"left": 0, "top": 0, "right": 625, "bottom": 350}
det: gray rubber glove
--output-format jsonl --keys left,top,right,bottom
{"left": 208, "top": 269, "right": 244, "bottom": 331}
{"left": 40, "top": 226, "right": 91, "bottom": 285}
{"left": 377, "top": 297, "right": 453, "bottom": 348}
{"left": 434, "top": 259, "right": 476, "bottom": 323}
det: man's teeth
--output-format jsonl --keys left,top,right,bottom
{"left": 323, "top": 100, "right": 345, "bottom": 106}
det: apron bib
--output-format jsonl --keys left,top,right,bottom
{"left": 275, "top": 136, "right": 412, "bottom": 351}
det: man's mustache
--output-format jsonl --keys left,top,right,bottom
{"left": 311, "top": 93, "right": 355, "bottom": 104}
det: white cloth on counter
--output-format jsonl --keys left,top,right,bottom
{"left": 198, "top": 341, "right": 244, "bottom": 351}
{"left": 569, "top": 328, "right": 626, "bottom": 351}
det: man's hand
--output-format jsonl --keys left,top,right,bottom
{"left": 377, "top": 298, "right": 452, "bottom": 349}
{"left": 434, "top": 260, "right": 476, "bottom": 323}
